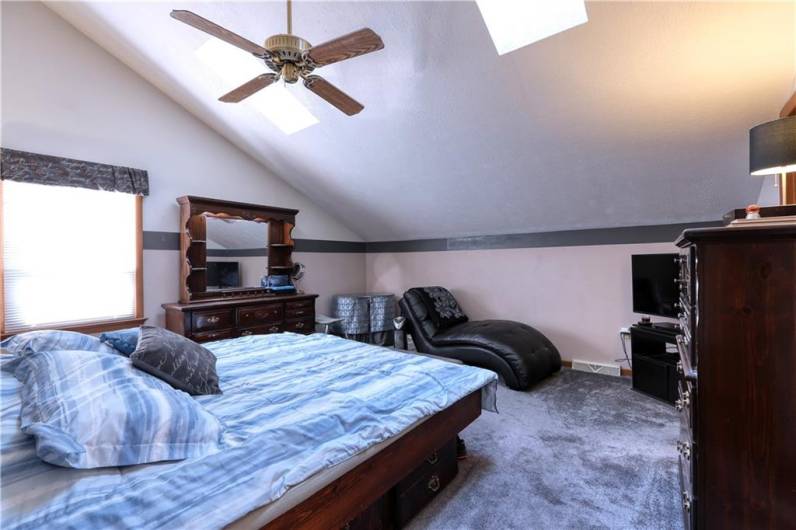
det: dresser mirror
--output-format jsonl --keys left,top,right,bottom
{"left": 177, "top": 196, "right": 298, "bottom": 303}
{"left": 205, "top": 216, "right": 268, "bottom": 291}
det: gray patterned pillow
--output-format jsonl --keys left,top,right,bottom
{"left": 130, "top": 326, "right": 221, "bottom": 395}
{"left": 417, "top": 286, "right": 468, "bottom": 331}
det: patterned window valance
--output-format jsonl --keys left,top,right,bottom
{"left": 0, "top": 148, "right": 149, "bottom": 196}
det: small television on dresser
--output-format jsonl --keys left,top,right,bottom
{"left": 207, "top": 261, "right": 240, "bottom": 289}
{"left": 631, "top": 253, "right": 679, "bottom": 318}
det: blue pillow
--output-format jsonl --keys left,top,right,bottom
{"left": 14, "top": 350, "right": 224, "bottom": 469}
{"left": 1, "top": 330, "right": 118, "bottom": 372}
{"left": 99, "top": 327, "right": 140, "bottom": 356}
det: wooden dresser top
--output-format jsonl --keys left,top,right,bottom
{"left": 162, "top": 293, "right": 318, "bottom": 312}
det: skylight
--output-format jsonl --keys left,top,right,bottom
{"left": 195, "top": 38, "right": 318, "bottom": 134}
{"left": 475, "top": 0, "right": 588, "bottom": 55}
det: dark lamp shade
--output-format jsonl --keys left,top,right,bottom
{"left": 749, "top": 116, "right": 796, "bottom": 176}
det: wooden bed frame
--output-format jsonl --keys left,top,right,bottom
{"left": 264, "top": 389, "right": 483, "bottom": 530}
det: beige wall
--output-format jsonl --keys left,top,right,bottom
{"left": 2, "top": 2, "right": 366, "bottom": 327}
{"left": 366, "top": 242, "right": 677, "bottom": 366}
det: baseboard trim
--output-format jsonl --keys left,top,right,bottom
{"left": 561, "top": 359, "right": 632, "bottom": 377}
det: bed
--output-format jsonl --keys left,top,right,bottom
{"left": 1, "top": 332, "right": 497, "bottom": 529}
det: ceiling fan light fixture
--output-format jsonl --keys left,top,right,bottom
{"left": 476, "top": 0, "right": 588, "bottom": 55}
{"left": 249, "top": 80, "right": 319, "bottom": 135}
{"left": 196, "top": 38, "right": 263, "bottom": 87}
{"left": 196, "top": 38, "right": 318, "bottom": 134}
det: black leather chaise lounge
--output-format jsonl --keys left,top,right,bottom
{"left": 400, "top": 287, "right": 561, "bottom": 390}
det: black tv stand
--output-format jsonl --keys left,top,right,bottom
{"left": 636, "top": 318, "right": 679, "bottom": 332}
{"left": 630, "top": 324, "right": 679, "bottom": 405}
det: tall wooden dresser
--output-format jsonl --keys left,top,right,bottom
{"left": 675, "top": 225, "right": 795, "bottom": 529}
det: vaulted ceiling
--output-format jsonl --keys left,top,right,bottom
{"left": 48, "top": 1, "right": 795, "bottom": 241}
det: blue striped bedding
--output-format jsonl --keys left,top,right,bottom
{"left": 1, "top": 332, "right": 497, "bottom": 529}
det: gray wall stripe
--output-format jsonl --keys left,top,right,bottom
{"left": 444, "top": 221, "right": 722, "bottom": 251}
{"left": 207, "top": 248, "right": 268, "bottom": 257}
{"left": 142, "top": 231, "right": 367, "bottom": 253}
{"left": 142, "top": 231, "right": 179, "bottom": 250}
{"left": 293, "top": 239, "right": 368, "bottom": 253}
{"left": 143, "top": 221, "right": 722, "bottom": 254}
{"left": 364, "top": 238, "right": 447, "bottom": 253}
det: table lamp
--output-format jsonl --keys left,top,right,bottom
{"left": 749, "top": 115, "right": 796, "bottom": 205}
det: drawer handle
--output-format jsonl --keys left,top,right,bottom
{"left": 241, "top": 330, "right": 253, "bottom": 336}
{"left": 295, "top": 322, "right": 305, "bottom": 329}
{"left": 675, "top": 335, "right": 689, "bottom": 359}
{"left": 675, "top": 388, "right": 691, "bottom": 411}
{"left": 207, "top": 316, "right": 220, "bottom": 324}
{"left": 294, "top": 310, "right": 305, "bottom": 315}
{"left": 426, "top": 451, "right": 439, "bottom": 465}
{"left": 427, "top": 474, "right": 440, "bottom": 493}
{"left": 682, "top": 491, "right": 692, "bottom": 512}
{"left": 269, "top": 326, "right": 280, "bottom": 333}
{"left": 676, "top": 441, "right": 691, "bottom": 460}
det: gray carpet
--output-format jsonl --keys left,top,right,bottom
{"left": 407, "top": 369, "right": 682, "bottom": 530}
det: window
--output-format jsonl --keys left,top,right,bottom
{"left": 1, "top": 180, "right": 143, "bottom": 336}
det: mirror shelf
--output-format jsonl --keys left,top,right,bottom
{"left": 176, "top": 196, "right": 299, "bottom": 304}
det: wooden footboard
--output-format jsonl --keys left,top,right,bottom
{"left": 264, "top": 389, "right": 483, "bottom": 530}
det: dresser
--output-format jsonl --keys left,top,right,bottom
{"left": 162, "top": 294, "right": 317, "bottom": 342}
{"left": 675, "top": 225, "right": 795, "bottom": 529}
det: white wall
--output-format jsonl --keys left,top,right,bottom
{"left": 366, "top": 242, "right": 678, "bottom": 366}
{"left": 1, "top": 2, "right": 366, "bottom": 326}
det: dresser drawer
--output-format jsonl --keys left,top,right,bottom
{"left": 396, "top": 438, "right": 457, "bottom": 495}
{"left": 675, "top": 379, "right": 694, "bottom": 430}
{"left": 239, "top": 323, "right": 283, "bottom": 336}
{"left": 238, "top": 303, "right": 283, "bottom": 327}
{"left": 191, "top": 328, "right": 235, "bottom": 343}
{"left": 286, "top": 298, "right": 314, "bottom": 311}
{"left": 677, "top": 249, "right": 694, "bottom": 308}
{"left": 678, "top": 455, "right": 696, "bottom": 530}
{"left": 285, "top": 318, "right": 314, "bottom": 334}
{"left": 394, "top": 438, "right": 458, "bottom": 527}
{"left": 675, "top": 335, "right": 697, "bottom": 383}
{"left": 285, "top": 306, "right": 313, "bottom": 319}
{"left": 192, "top": 309, "right": 235, "bottom": 332}
{"left": 677, "top": 407, "right": 694, "bottom": 498}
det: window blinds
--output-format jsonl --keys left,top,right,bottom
{"left": 2, "top": 181, "right": 137, "bottom": 332}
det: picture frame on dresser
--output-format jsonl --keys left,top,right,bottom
{"left": 162, "top": 196, "right": 317, "bottom": 341}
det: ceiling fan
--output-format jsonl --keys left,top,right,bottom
{"left": 170, "top": 0, "right": 384, "bottom": 116}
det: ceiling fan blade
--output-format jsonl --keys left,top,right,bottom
{"left": 170, "top": 10, "right": 271, "bottom": 58}
{"left": 306, "top": 28, "right": 384, "bottom": 67}
{"left": 303, "top": 75, "right": 364, "bottom": 116}
{"left": 219, "top": 74, "right": 278, "bottom": 103}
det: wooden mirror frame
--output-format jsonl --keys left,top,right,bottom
{"left": 177, "top": 196, "right": 298, "bottom": 303}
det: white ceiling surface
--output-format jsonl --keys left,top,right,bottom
{"left": 48, "top": 1, "right": 795, "bottom": 241}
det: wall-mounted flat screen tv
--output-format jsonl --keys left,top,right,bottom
{"left": 632, "top": 253, "right": 679, "bottom": 318}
